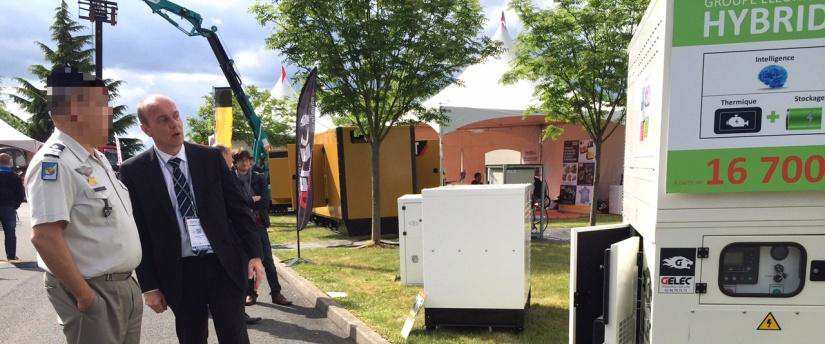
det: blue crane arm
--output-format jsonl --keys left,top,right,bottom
{"left": 139, "top": 0, "right": 271, "bottom": 172}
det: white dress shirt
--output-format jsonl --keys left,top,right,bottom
{"left": 154, "top": 145, "right": 212, "bottom": 257}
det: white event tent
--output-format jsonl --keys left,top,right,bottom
{"left": 0, "top": 118, "right": 42, "bottom": 153}
{"left": 423, "top": 13, "right": 540, "bottom": 135}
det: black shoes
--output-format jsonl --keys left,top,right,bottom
{"left": 272, "top": 293, "right": 292, "bottom": 306}
{"left": 243, "top": 312, "right": 262, "bottom": 325}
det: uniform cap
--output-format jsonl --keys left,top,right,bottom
{"left": 46, "top": 65, "right": 105, "bottom": 88}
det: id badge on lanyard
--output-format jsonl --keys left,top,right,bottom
{"left": 186, "top": 218, "right": 212, "bottom": 251}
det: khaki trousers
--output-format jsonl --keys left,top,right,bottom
{"left": 44, "top": 272, "right": 143, "bottom": 344}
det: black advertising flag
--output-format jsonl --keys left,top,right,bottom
{"left": 295, "top": 68, "right": 318, "bottom": 231}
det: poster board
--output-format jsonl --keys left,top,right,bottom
{"left": 559, "top": 139, "right": 595, "bottom": 206}
{"left": 666, "top": 0, "right": 825, "bottom": 193}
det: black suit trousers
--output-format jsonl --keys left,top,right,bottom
{"left": 172, "top": 254, "right": 249, "bottom": 344}
{"left": 247, "top": 229, "right": 281, "bottom": 296}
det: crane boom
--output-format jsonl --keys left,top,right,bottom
{"left": 140, "top": 0, "right": 270, "bottom": 172}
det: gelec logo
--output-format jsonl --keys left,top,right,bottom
{"left": 662, "top": 256, "right": 694, "bottom": 270}
{"left": 661, "top": 276, "right": 693, "bottom": 285}
{"left": 659, "top": 248, "right": 698, "bottom": 294}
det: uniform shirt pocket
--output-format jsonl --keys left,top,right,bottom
{"left": 78, "top": 187, "right": 115, "bottom": 226}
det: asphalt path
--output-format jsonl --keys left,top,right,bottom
{"left": 0, "top": 204, "right": 350, "bottom": 343}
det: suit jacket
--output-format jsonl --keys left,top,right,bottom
{"left": 250, "top": 171, "right": 271, "bottom": 228}
{"left": 0, "top": 170, "right": 25, "bottom": 209}
{"left": 120, "top": 143, "right": 262, "bottom": 308}
{"left": 234, "top": 169, "right": 271, "bottom": 229}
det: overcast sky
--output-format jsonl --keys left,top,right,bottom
{"left": 0, "top": 0, "right": 549, "bottom": 146}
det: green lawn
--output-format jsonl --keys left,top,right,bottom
{"left": 269, "top": 216, "right": 362, "bottom": 245}
{"left": 546, "top": 214, "right": 622, "bottom": 229}
{"left": 276, "top": 243, "right": 569, "bottom": 344}
{"left": 268, "top": 214, "right": 623, "bottom": 246}
{"left": 268, "top": 214, "right": 622, "bottom": 343}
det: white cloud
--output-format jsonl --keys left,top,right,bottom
{"left": 209, "top": 17, "right": 224, "bottom": 27}
{"left": 196, "top": 0, "right": 243, "bottom": 11}
{"left": 234, "top": 48, "right": 264, "bottom": 71}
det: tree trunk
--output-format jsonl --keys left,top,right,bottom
{"left": 370, "top": 140, "right": 382, "bottom": 244}
{"left": 589, "top": 140, "right": 602, "bottom": 226}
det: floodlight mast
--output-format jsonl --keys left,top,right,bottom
{"left": 79, "top": 0, "right": 118, "bottom": 79}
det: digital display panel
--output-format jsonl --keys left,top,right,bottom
{"left": 723, "top": 251, "right": 744, "bottom": 266}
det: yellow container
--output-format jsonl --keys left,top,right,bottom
{"left": 270, "top": 126, "right": 425, "bottom": 236}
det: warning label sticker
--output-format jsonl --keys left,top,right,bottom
{"left": 757, "top": 312, "right": 782, "bottom": 331}
{"left": 658, "top": 248, "right": 697, "bottom": 294}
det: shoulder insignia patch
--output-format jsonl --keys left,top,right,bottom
{"left": 41, "top": 162, "right": 59, "bottom": 181}
{"left": 43, "top": 143, "right": 66, "bottom": 159}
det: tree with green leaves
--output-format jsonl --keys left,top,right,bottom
{"left": 7, "top": 0, "right": 142, "bottom": 158}
{"left": 505, "top": 0, "right": 648, "bottom": 226}
{"left": 251, "top": 0, "right": 495, "bottom": 244}
{"left": 187, "top": 85, "right": 296, "bottom": 148}
{"left": 0, "top": 107, "right": 28, "bottom": 134}
{"left": 0, "top": 80, "right": 28, "bottom": 133}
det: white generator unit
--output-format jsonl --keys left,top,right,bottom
{"left": 422, "top": 184, "right": 532, "bottom": 330}
{"left": 397, "top": 194, "right": 424, "bottom": 285}
{"left": 571, "top": 1, "right": 825, "bottom": 343}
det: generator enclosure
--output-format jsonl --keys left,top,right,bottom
{"left": 268, "top": 150, "right": 292, "bottom": 213}
{"left": 397, "top": 194, "right": 424, "bottom": 285}
{"left": 422, "top": 184, "right": 532, "bottom": 330}
{"left": 279, "top": 126, "right": 422, "bottom": 235}
{"left": 571, "top": 1, "right": 825, "bottom": 343}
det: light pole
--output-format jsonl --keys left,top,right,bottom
{"left": 79, "top": 0, "right": 118, "bottom": 79}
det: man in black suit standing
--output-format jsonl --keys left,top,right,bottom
{"left": 233, "top": 150, "right": 292, "bottom": 307}
{"left": 120, "top": 94, "right": 265, "bottom": 344}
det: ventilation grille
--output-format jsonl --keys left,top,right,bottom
{"left": 617, "top": 314, "right": 636, "bottom": 344}
{"left": 629, "top": 18, "right": 663, "bottom": 81}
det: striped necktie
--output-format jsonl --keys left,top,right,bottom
{"left": 167, "top": 157, "right": 210, "bottom": 255}
{"left": 167, "top": 158, "right": 197, "bottom": 218}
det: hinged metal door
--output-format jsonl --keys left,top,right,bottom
{"left": 604, "top": 236, "right": 640, "bottom": 344}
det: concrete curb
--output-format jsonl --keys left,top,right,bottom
{"left": 273, "top": 254, "right": 390, "bottom": 344}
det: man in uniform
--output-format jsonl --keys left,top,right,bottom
{"left": 26, "top": 65, "right": 143, "bottom": 344}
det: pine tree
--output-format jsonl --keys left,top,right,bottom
{"left": 9, "top": 0, "right": 142, "bottom": 158}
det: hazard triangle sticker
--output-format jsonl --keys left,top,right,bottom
{"left": 757, "top": 312, "right": 781, "bottom": 331}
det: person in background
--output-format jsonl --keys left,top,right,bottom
{"left": 233, "top": 150, "right": 292, "bottom": 306}
{"left": 470, "top": 172, "right": 483, "bottom": 185}
{"left": 26, "top": 65, "right": 143, "bottom": 343}
{"left": 215, "top": 145, "right": 263, "bottom": 325}
{"left": 0, "top": 153, "right": 25, "bottom": 262}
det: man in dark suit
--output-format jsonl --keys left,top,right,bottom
{"left": 120, "top": 94, "right": 265, "bottom": 344}
{"left": 233, "top": 150, "right": 291, "bottom": 306}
